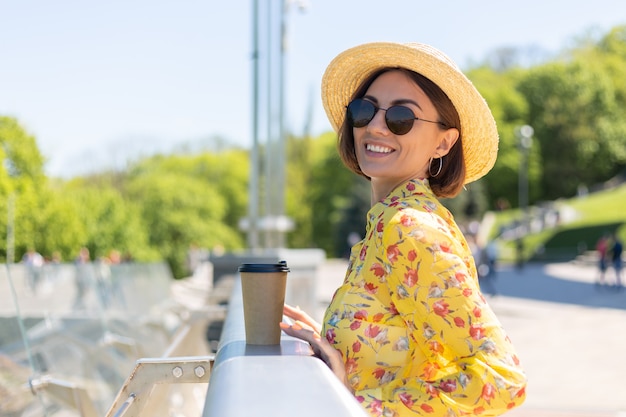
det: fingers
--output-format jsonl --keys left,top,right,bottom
{"left": 283, "top": 304, "right": 307, "bottom": 320}
{"left": 279, "top": 321, "right": 350, "bottom": 391}
{"left": 279, "top": 321, "right": 319, "bottom": 342}
{"left": 279, "top": 321, "right": 297, "bottom": 335}
{"left": 280, "top": 321, "right": 301, "bottom": 331}
{"left": 283, "top": 304, "right": 322, "bottom": 334}
{"left": 293, "top": 319, "right": 317, "bottom": 333}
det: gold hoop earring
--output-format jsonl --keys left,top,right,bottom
{"left": 429, "top": 157, "right": 443, "bottom": 177}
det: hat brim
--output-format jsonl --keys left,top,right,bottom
{"left": 321, "top": 42, "right": 498, "bottom": 184}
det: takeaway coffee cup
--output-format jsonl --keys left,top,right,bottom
{"left": 238, "top": 261, "right": 290, "bottom": 345}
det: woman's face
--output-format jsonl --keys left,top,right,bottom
{"left": 353, "top": 70, "right": 457, "bottom": 196}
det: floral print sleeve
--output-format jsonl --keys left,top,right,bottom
{"left": 322, "top": 180, "right": 526, "bottom": 417}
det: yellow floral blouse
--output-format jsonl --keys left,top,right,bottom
{"left": 322, "top": 179, "right": 526, "bottom": 416}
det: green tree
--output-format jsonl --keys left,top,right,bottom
{"left": 61, "top": 179, "right": 157, "bottom": 261}
{"left": 306, "top": 132, "right": 369, "bottom": 257}
{"left": 0, "top": 117, "right": 47, "bottom": 261}
{"left": 126, "top": 150, "right": 250, "bottom": 237}
{"left": 163, "top": 151, "right": 249, "bottom": 229}
{"left": 27, "top": 184, "right": 85, "bottom": 261}
{"left": 518, "top": 55, "right": 626, "bottom": 199}
{"left": 597, "top": 25, "right": 626, "bottom": 58}
{"left": 285, "top": 134, "right": 315, "bottom": 248}
{"left": 333, "top": 176, "right": 370, "bottom": 258}
{"left": 125, "top": 163, "right": 244, "bottom": 278}
{"left": 467, "top": 66, "right": 541, "bottom": 208}
{"left": 581, "top": 26, "right": 626, "bottom": 178}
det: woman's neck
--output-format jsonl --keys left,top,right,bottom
{"left": 370, "top": 177, "right": 429, "bottom": 206}
{"left": 370, "top": 178, "right": 411, "bottom": 205}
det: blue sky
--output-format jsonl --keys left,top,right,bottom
{"left": 1, "top": 1, "right": 624, "bottom": 177}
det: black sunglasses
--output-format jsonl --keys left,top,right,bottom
{"left": 346, "top": 98, "right": 447, "bottom": 135}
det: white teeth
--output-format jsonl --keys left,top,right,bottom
{"left": 367, "top": 144, "right": 393, "bottom": 153}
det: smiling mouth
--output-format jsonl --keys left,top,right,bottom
{"left": 366, "top": 144, "right": 393, "bottom": 154}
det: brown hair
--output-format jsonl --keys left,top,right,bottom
{"left": 337, "top": 67, "right": 465, "bottom": 198}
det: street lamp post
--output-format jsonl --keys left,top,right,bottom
{"left": 514, "top": 125, "right": 533, "bottom": 269}
{"left": 516, "top": 125, "right": 533, "bottom": 234}
{"left": 515, "top": 125, "right": 534, "bottom": 269}
{"left": 247, "top": 0, "right": 261, "bottom": 252}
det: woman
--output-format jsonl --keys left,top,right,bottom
{"left": 280, "top": 42, "right": 526, "bottom": 416}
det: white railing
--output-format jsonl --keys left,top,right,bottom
{"left": 201, "top": 276, "right": 368, "bottom": 417}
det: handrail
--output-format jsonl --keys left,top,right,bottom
{"left": 202, "top": 276, "right": 369, "bottom": 417}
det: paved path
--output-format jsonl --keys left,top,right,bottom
{"left": 314, "top": 259, "right": 626, "bottom": 417}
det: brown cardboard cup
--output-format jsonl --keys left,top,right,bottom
{"left": 238, "top": 261, "right": 290, "bottom": 345}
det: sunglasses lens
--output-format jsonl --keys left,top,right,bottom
{"left": 347, "top": 100, "right": 417, "bottom": 135}
{"left": 347, "top": 99, "right": 375, "bottom": 128}
{"left": 386, "top": 106, "right": 415, "bottom": 135}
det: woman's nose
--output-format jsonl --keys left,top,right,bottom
{"left": 366, "top": 108, "right": 390, "bottom": 135}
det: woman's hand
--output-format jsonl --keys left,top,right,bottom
{"left": 279, "top": 317, "right": 352, "bottom": 393}
{"left": 282, "top": 304, "right": 322, "bottom": 334}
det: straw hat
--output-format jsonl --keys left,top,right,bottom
{"left": 321, "top": 42, "right": 498, "bottom": 184}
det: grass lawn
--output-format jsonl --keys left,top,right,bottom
{"left": 489, "top": 183, "right": 626, "bottom": 263}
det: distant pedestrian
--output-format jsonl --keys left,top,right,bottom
{"left": 186, "top": 242, "right": 207, "bottom": 276}
{"left": 595, "top": 234, "right": 610, "bottom": 286}
{"left": 22, "top": 247, "right": 44, "bottom": 294}
{"left": 95, "top": 256, "right": 112, "bottom": 308}
{"left": 485, "top": 239, "right": 499, "bottom": 275}
{"left": 479, "top": 239, "right": 499, "bottom": 296}
{"left": 610, "top": 234, "right": 623, "bottom": 289}
{"left": 107, "top": 249, "right": 127, "bottom": 308}
{"left": 73, "top": 247, "right": 92, "bottom": 309}
{"left": 515, "top": 238, "right": 525, "bottom": 271}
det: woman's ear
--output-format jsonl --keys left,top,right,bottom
{"left": 435, "top": 128, "right": 459, "bottom": 157}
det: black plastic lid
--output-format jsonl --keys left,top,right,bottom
{"left": 238, "top": 260, "right": 290, "bottom": 273}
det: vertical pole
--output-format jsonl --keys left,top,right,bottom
{"left": 277, "top": 0, "right": 287, "bottom": 248}
{"left": 247, "top": 0, "right": 260, "bottom": 251}
{"left": 515, "top": 125, "right": 532, "bottom": 269}
{"left": 264, "top": 0, "right": 273, "bottom": 249}
{"left": 516, "top": 125, "right": 533, "bottom": 233}
{"left": 518, "top": 149, "right": 527, "bottom": 227}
